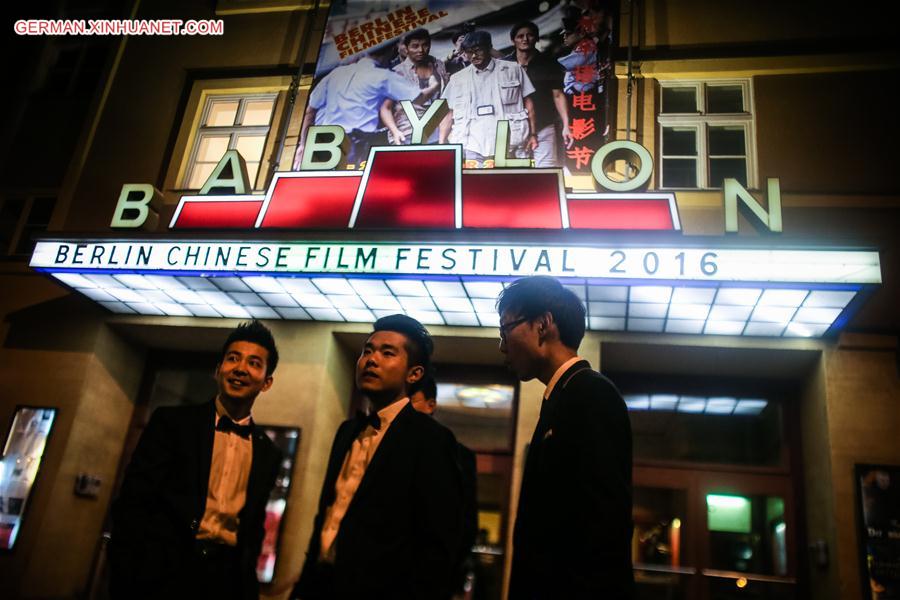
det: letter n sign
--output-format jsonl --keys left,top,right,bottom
{"left": 724, "top": 178, "right": 782, "bottom": 233}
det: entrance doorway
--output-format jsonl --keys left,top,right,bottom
{"left": 633, "top": 465, "right": 796, "bottom": 599}
{"left": 603, "top": 341, "right": 818, "bottom": 600}
{"left": 431, "top": 364, "right": 519, "bottom": 600}
{"left": 623, "top": 378, "right": 801, "bottom": 600}
{"left": 87, "top": 350, "right": 217, "bottom": 600}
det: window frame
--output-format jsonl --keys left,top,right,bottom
{"left": 660, "top": 123, "right": 701, "bottom": 189}
{"left": 166, "top": 75, "right": 312, "bottom": 199}
{"left": 658, "top": 79, "right": 757, "bottom": 190}
{"left": 182, "top": 92, "right": 279, "bottom": 192}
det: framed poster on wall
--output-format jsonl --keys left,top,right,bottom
{"left": 856, "top": 463, "right": 900, "bottom": 600}
{"left": 256, "top": 425, "right": 301, "bottom": 583}
{"left": 0, "top": 406, "right": 57, "bottom": 550}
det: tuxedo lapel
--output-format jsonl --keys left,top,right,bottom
{"left": 517, "top": 360, "right": 593, "bottom": 560}
{"left": 536, "top": 360, "right": 591, "bottom": 437}
{"left": 321, "top": 417, "right": 367, "bottom": 508}
{"left": 351, "top": 403, "right": 413, "bottom": 503}
{"left": 548, "top": 360, "right": 591, "bottom": 403}
{"left": 246, "top": 429, "right": 271, "bottom": 504}
{"left": 195, "top": 400, "right": 217, "bottom": 513}
{"left": 546, "top": 360, "right": 591, "bottom": 409}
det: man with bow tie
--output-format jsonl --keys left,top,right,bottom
{"left": 497, "top": 277, "right": 634, "bottom": 599}
{"left": 110, "top": 320, "right": 283, "bottom": 600}
{"left": 293, "top": 314, "right": 462, "bottom": 599}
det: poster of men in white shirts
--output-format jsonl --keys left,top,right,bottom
{"left": 295, "top": 0, "right": 615, "bottom": 174}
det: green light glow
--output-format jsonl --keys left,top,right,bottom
{"left": 707, "top": 494, "right": 751, "bottom": 533}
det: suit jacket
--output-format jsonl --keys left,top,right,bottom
{"left": 293, "top": 402, "right": 462, "bottom": 600}
{"left": 109, "top": 400, "right": 282, "bottom": 600}
{"left": 509, "top": 360, "right": 634, "bottom": 599}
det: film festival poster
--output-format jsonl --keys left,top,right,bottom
{"left": 856, "top": 464, "right": 900, "bottom": 600}
{"left": 299, "top": 0, "right": 615, "bottom": 177}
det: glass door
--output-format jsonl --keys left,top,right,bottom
{"left": 698, "top": 470, "right": 797, "bottom": 600}
{"left": 633, "top": 466, "right": 797, "bottom": 600}
{"left": 633, "top": 467, "right": 699, "bottom": 599}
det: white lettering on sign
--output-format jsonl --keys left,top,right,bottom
{"left": 110, "top": 184, "right": 162, "bottom": 229}
{"left": 724, "top": 178, "right": 782, "bottom": 233}
{"left": 590, "top": 141, "right": 653, "bottom": 192}
{"left": 401, "top": 99, "right": 448, "bottom": 144}
{"left": 30, "top": 240, "right": 882, "bottom": 284}
{"left": 200, "top": 150, "right": 251, "bottom": 194}
{"left": 300, "top": 125, "right": 348, "bottom": 171}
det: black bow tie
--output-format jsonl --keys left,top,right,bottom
{"left": 216, "top": 415, "right": 253, "bottom": 438}
{"left": 357, "top": 410, "right": 382, "bottom": 431}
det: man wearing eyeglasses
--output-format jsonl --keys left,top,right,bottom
{"left": 497, "top": 276, "right": 634, "bottom": 599}
{"left": 439, "top": 30, "right": 538, "bottom": 168}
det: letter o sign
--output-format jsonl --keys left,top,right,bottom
{"left": 590, "top": 140, "right": 654, "bottom": 192}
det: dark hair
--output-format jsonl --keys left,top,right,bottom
{"left": 496, "top": 276, "right": 586, "bottom": 350}
{"left": 220, "top": 320, "right": 279, "bottom": 376}
{"left": 368, "top": 42, "right": 397, "bottom": 61}
{"left": 509, "top": 21, "right": 539, "bottom": 41}
{"left": 372, "top": 314, "right": 433, "bottom": 372}
{"left": 409, "top": 372, "right": 437, "bottom": 400}
{"left": 561, "top": 6, "right": 582, "bottom": 32}
{"left": 403, "top": 27, "right": 430, "bottom": 46}
{"left": 460, "top": 30, "right": 492, "bottom": 50}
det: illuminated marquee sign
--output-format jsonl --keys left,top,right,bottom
{"left": 160, "top": 146, "right": 682, "bottom": 232}
{"left": 33, "top": 240, "right": 880, "bottom": 284}
{"left": 23, "top": 4, "right": 880, "bottom": 338}
{"left": 112, "top": 143, "right": 780, "bottom": 235}
{"left": 30, "top": 238, "right": 881, "bottom": 338}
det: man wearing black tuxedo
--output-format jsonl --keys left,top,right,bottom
{"left": 109, "top": 320, "right": 283, "bottom": 600}
{"left": 293, "top": 314, "right": 462, "bottom": 600}
{"left": 498, "top": 277, "right": 634, "bottom": 599}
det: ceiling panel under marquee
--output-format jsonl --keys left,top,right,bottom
{"left": 42, "top": 271, "right": 865, "bottom": 339}
{"left": 624, "top": 394, "right": 769, "bottom": 416}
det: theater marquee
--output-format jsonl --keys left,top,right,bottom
{"left": 33, "top": 240, "right": 879, "bottom": 284}
{"left": 31, "top": 235, "right": 880, "bottom": 338}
